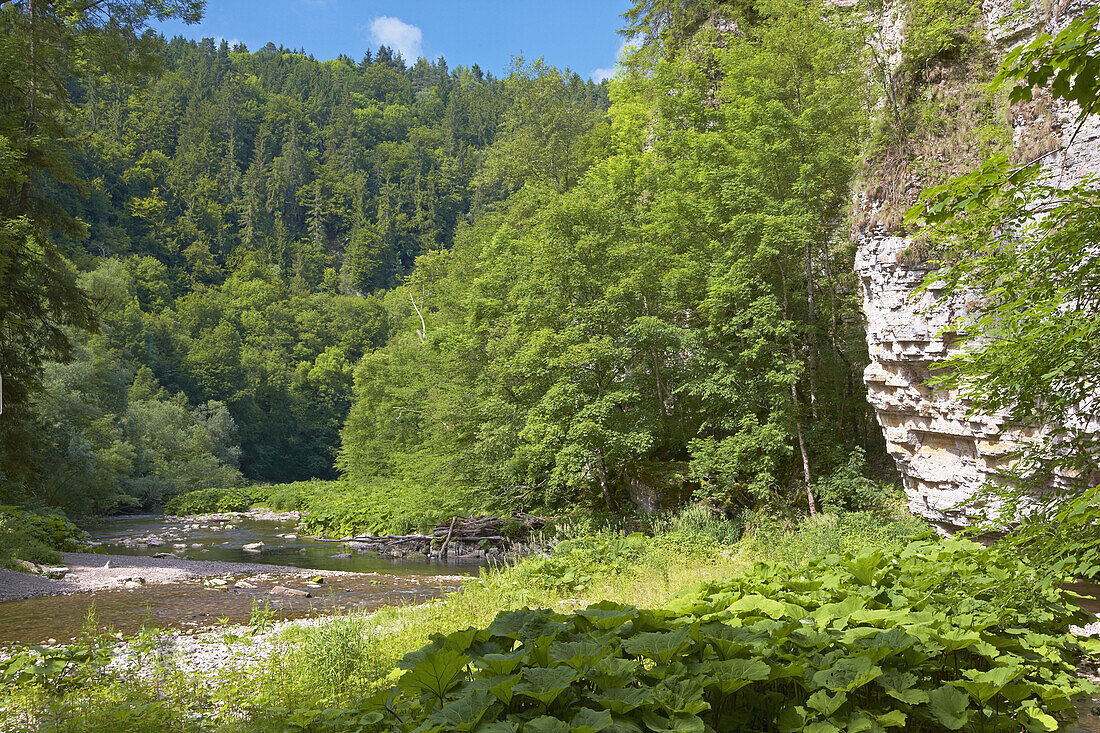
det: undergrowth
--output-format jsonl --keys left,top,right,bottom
{"left": 0, "top": 506, "right": 87, "bottom": 571}
{"left": 163, "top": 487, "right": 257, "bottom": 515}
{"left": 353, "top": 538, "right": 1097, "bottom": 732}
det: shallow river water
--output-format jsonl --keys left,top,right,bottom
{"left": 0, "top": 513, "right": 486, "bottom": 646}
{"left": 80, "top": 514, "right": 487, "bottom": 575}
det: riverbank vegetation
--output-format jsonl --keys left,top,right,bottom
{"left": 0, "top": 506, "right": 924, "bottom": 729}
{"left": 2, "top": 508, "right": 1095, "bottom": 732}
{"left": 0, "top": 507, "right": 88, "bottom": 572}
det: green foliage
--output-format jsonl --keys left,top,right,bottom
{"left": 3, "top": 326, "right": 246, "bottom": 514}
{"left": 262, "top": 479, "right": 481, "bottom": 537}
{"left": 746, "top": 510, "right": 929, "bottom": 564}
{"left": 1, "top": 643, "right": 112, "bottom": 693}
{"left": 163, "top": 487, "right": 256, "bottom": 515}
{"left": 0, "top": 505, "right": 87, "bottom": 552}
{"left": 812, "top": 447, "right": 902, "bottom": 514}
{"left": 514, "top": 533, "right": 652, "bottom": 594}
{"left": 639, "top": 504, "right": 744, "bottom": 548}
{"left": 0, "top": 505, "right": 87, "bottom": 569}
{"left": 339, "top": 0, "right": 882, "bottom": 517}
{"left": 907, "top": 7, "right": 1100, "bottom": 578}
{"left": 359, "top": 539, "right": 1097, "bottom": 732}
{"left": 902, "top": 0, "right": 983, "bottom": 72}
{"left": 0, "top": 0, "right": 201, "bottom": 498}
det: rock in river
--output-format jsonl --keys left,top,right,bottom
{"left": 242, "top": 542, "right": 264, "bottom": 552}
{"left": 269, "top": 586, "right": 310, "bottom": 597}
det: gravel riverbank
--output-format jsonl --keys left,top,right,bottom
{"left": 0, "top": 552, "right": 354, "bottom": 602}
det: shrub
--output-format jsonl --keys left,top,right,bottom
{"left": 356, "top": 538, "right": 1098, "bottom": 732}
{"left": 511, "top": 533, "right": 652, "bottom": 595}
{"left": 0, "top": 506, "right": 87, "bottom": 569}
{"left": 262, "top": 479, "right": 480, "bottom": 538}
{"left": 162, "top": 487, "right": 254, "bottom": 515}
{"left": 813, "top": 447, "right": 902, "bottom": 514}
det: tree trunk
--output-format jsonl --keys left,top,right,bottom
{"left": 792, "top": 379, "right": 817, "bottom": 516}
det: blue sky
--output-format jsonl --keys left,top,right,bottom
{"left": 154, "top": 1, "right": 634, "bottom": 81}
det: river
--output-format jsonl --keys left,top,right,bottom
{"left": 0, "top": 513, "right": 487, "bottom": 646}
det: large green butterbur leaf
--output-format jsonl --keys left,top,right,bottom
{"left": 811, "top": 655, "right": 882, "bottom": 693}
{"left": 569, "top": 707, "right": 613, "bottom": 733}
{"left": 477, "top": 650, "right": 528, "bottom": 677}
{"left": 806, "top": 689, "right": 847, "bottom": 716}
{"left": 594, "top": 686, "right": 652, "bottom": 715}
{"left": 698, "top": 657, "right": 771, "bottom": 693}
{"left": 959, "top": 665, "right": 1021, "bottom": 703}
{"left": 419, "top": 690, "right": 498, "bottom": 732}
{"left": 549, "top": 639, "right": 608, "bottom": 670}
{"left": 724, "top": 593, "right": 789, "bottom": 620}
{"left": 620, "top": 627, "right": 692, "bottom": 665}
{"left": 399, "top": 647, "right": 469, "bottom": 701}
{"left": 514, "top": 666, "right": 579, "bottom": 706}
{"left": 574, "top": 602, "right": 637, "bottom": 630}
{"left": 524, "top": 716, "right": 571, "bottom": 733}
{"left": 926, "top": 684, "right": 970, "bottom": 730}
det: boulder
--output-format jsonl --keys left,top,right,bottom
{"left": 40, "top": 566, "right": 69, "bottom": 579}
{"left": 268, "top": 585, "right": 310, "bottom": 597}
{"left": 242, "top": 542, "right": 264, "bottom": 552}
{"left": 234, "top": 580, "right": 257, "bottom": 589}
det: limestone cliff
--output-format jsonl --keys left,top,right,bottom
{"left": 855, "top": 1, "right": 1100, "bottom": 528}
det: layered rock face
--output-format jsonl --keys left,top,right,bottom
{"left": 856, "top": 3, "right": 1100, "bottom": 528}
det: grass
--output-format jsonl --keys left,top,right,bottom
{"left": 0, "top": 508, "right": 931, "bottom": 731}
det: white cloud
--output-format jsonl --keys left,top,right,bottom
{"left": 591, "top": 39, "right": 640, "bottom": 83}
{"left": 368, "top": 16, "right": 423, "bottom": 61}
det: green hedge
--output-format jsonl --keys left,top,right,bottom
{"left": 263, "top": 479, "right": 480, "bottom": 537}
{"left": 334, "top": 537, "right": 1098, "bottom": 732}
{"left": 163, "top": 487, "right": 256, "bottom": 515}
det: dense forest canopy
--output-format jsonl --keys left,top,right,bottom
{"left": 0, "top": 1, "right": 611, "bottom": 512}
{"left": 337, "top": 0, "right": 885, "bottom": 519}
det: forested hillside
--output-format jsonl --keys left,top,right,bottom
{"left": 0, "top": 16, "right": 609, "bottom": 512}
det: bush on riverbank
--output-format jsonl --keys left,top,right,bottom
{"left": 260, "top": 479, "right": 482, "bottom": 537}
{"left": 0, "top": 506, "right": 87, "bottom": 571}
{"left": 163, "top": 487, "right": 256, "bottom": 515}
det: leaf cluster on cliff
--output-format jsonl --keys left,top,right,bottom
{"left": 908, "top": 7, "right": 1100, "bottom": 579}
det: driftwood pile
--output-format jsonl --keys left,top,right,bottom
{"left": 324, "top": 514, "right": 548, "bottom": 560}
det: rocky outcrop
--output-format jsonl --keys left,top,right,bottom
{"left": 856, "top": 2, "right": 1100, "bottom": 528}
